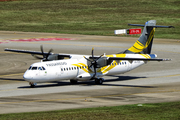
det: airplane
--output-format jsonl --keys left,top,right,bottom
{"left": 4, "top": 20, "right": 174, "bottom": 88}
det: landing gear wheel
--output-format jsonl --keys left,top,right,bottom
{"left": 29, "top": 82, "right": 36, "bottom": 88}
{"left": 95, "top": 78, "right": 104, "bottom": 85}
{"left": 70, "top": 80, "right": 78, "bottom": 84}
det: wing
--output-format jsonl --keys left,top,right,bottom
{"left": 5, "top": 48, "right": 48, "bottom": 55}
{"left": 4, "top": 48, "right": 71, "bottom": 59}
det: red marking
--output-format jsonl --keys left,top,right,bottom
{"left": 0, "top": 42, "right": 8, "bottom": 44}
{"left": 8, "top": 38, "right": 74, "bottom": 42}
{"left": 127, "top": 28, "right": 141, "bottom": 35}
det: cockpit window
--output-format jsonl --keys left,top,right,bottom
{"left": 42, "top": 67, "right": 46, "bottom": 70}
{"left": 28, "top": 66, "right": 46, "bottom": 70}
{"left": 38, "top": 67, "right": 43, "bottom": 70}
{"left": 32, "top": 67, "right": 38, "bottom": 70}
{"left": 28, "top": 66, "right": 32, "bottom": 70}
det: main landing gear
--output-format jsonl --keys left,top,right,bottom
{"left": 95, "top": 78, "right": 104, "bottom": 85}
{"left": 29, "top": 82, "right": 37, "bottom": 88}
{"left": 70, "top": 80, "right": 78, "bottom": 84}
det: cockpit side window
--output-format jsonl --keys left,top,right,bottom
{"left": 38, "top": 67, "right": 43, "bottom": 70}
{"left": 42, "top": 66, "right": 46, "bottom": 70}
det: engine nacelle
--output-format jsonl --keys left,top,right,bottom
{"left": 96, "top": 57, "right": 112, "bottom": 68}
{"left": 47, "top": 54, "right": 59, "bottom": 60}
{"left": 47, "top": 54, "right": 70, "bottom": 61}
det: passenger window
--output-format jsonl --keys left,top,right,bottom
{"left": 64, "top": 68, "right": 66, "bottom": 71}
{"left": 74, "top": 67, "right": 76, "bottom": 70}
{"left": 66, "top": 68, "right": 68, "bottom": 71}
{"left": 69, "top": 67, "right": 71, "bottom": 70}
{"left": 72, "top": 67, "right": 73, "bottom": 70}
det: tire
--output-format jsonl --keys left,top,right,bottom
{"left": 70, "top": 80, "right": 78, "bottom": 84}
{"left": 29, "top": 82, "right": 36, "bottom": 88}
{"left": 95, "top": 78, "right": 104, "bottom": 85}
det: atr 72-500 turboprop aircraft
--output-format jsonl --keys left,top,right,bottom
{"left": 5, "top": 20, "right": 174, "bottom": 87}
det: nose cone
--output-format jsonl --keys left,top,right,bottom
{"left": 23, "top": 71, "right": 32, "bottom": 81}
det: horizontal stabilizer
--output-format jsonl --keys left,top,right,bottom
{"left": 128, "top": 24, "right": 175, "bottom": 28}
{"left": 108, "top": 57, "right": 171, "bottom": 61}
{"left": 128, "top": 24, "right": 145, "bottom": 27}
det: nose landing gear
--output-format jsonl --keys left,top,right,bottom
{"left": 29, "top": 82, "right": 37, "bottom": 88}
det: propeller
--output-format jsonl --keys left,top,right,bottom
{"left": 84, "top": 48, "right": 103, "bottom": 79}
{"left": 32, "top": 45, "right": 53, "bottom": 61}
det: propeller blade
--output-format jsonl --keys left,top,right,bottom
{"left": 83, "top": 56, "right": 91, "bottom": 62}
{"left": 31, "top": 54, "right": 43, "bottom": 59}
{"left": 93, "top": 67, "right": 96, "bottom": 78}
{"left": 40, "top": 45, "right": 44, "bottom": 56}
{"left": 89, "top": 64, "right": 93, "bottom": 68}
{"left": 85, "top": 48, "right": 104, "bottom": 79}
{"left": 95, "top": 54, "right": 104, "bottom": 61}
{"left": 92, "top": 47, "right": 94, "bottom": 59}
{"left": 46, "top": 49, "right": 53, "bottom": 60}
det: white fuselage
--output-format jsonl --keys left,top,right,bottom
{"left": 23, "top": 54, "right": 147, "bottom": 83}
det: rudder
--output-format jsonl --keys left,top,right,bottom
{"left": 123, "top": 20, "right": 156, "bottom": 54}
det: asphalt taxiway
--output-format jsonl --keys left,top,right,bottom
{"left": 0, "top": 31, "right": 180, "bottom": 114}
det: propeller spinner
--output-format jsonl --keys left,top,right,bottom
{"left": 84, "top": 48, "right": 103, "bottom": 79}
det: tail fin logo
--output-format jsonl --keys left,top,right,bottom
{"left": 128, "top": 28, "right": 155, "bottom": 53}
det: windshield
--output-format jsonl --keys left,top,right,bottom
{"left": 31, "top": 67, "right": 38, "bottom": 70}
{"left": 28, "top": 66, "right": 32, "bottom": 70}
{"left": 28, "top": 66, "right": 46, "bottom": 70}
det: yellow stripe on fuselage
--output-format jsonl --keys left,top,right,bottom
{"left": 140, "top": 54, "right": 150, "bottom": 58}
{"left": 72, "top": 63, "right": 93, "bottom": 73}
{"left": 104, "top": 61, "right": 117, "bottom": 74}
{"left": 97, "top": 54, "right": 126, "bottom": 74}
{"left": 116, "top": 54, "right": 126, "bottom": 58}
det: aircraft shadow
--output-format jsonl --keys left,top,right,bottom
{"left": 105, "top": 75, "right": 146, "bottom": 82}
{"left": 0, "top": 77, "right": 24, "bottom": 81}
{"left": 18, "top": 76, "right": 155, "bottom": 89}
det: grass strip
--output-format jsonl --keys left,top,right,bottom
{"left": 0, "top": 0, "right": 179, "bottom": 39}
{"left": 0, "top": 101, "right": 180, "bottom": 120}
